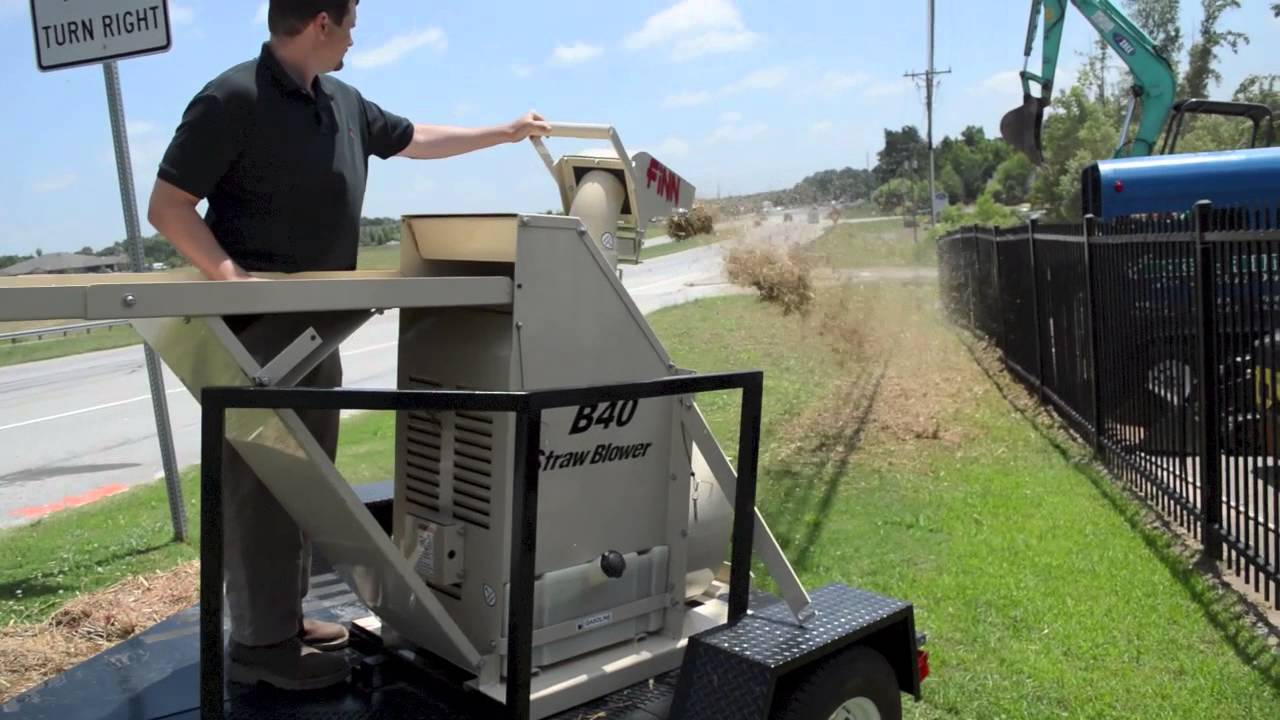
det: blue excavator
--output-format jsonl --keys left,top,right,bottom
{"left": 1001, "top": 0, "right": 1278, "bottom": 219}
{"left": 1001, "top": 0, "right": 1274, "bottom": 166}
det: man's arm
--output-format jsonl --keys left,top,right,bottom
{"left": 396, "top": 111, "right": 551, "bottom": 160}
{"left": 147, "top": 179, "right": 255, "bottom": 281}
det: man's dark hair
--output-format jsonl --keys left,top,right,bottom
{"left": 268, "top": 0, "right": 357, "bottom": 37}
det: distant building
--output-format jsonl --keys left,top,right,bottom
{"left": 0, "top": 253, "right": 130, "bottom": 277}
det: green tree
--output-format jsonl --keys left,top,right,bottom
{"left": 938, "top": 165, "right": 964, "bottom": 204}
{"left": 1076, "top": 37, "right": 1111, "bottom": 106}
{"left": 988, "top": 153, "right": 1034, "bottom": 206}
{"left": 929, "top": 190, "right": 1024, "bottom": 240}
{"left": 935, "top": 126, "right": 1010, "bottom": 203}
{"left": 1028, "top": 86, "right": 1122, "bottom": 221}
{"left": 874, "top": 126, "right": 927, "bottom": 185}
{"left": 1125, "top": 0, "right": 1183, "bottom": 69}
{"left": 1233, "top": 74, "right": 1280, "bottom": 110}
{"left": 1182, "top": 0, "right": 1248, "bottom": 100}
{"left": 35, "top": 248, "right": 43, "bottom": 257}
{"left": 872, "top": 177, "right": 926, "bottom": 215}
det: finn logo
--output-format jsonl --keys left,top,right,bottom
{"left": 645, "top": 158, "right": 682, "bottom": 205}
{"left": 1113, "top": 33, "right": 1137, "bottom": 55}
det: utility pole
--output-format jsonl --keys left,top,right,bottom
{"left": 905, "top": 0, "right": 950, "bottom": 226}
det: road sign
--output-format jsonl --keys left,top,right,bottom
{"left": 30, "top": 0, "right": 171, "bottom": 72}
{"left": 26, "top": 0, "right": 186, "bottom": 538}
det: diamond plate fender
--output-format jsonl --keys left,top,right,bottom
{"left": 668, "top": 584, "right": 920, "bottom": 720}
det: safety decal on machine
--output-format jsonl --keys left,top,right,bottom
{"left": 576, "top": 611, "right": 614, "bottom": 633}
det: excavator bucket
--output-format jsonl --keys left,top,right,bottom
{"left": 1001, "top": 95, "right": 1047, "bottom": 165}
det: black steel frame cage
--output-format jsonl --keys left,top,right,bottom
{"left": 198, "top": 371, "right": 765, "bottom": 720}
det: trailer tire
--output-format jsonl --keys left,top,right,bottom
{"left": 771, "top": 645, "right": 901, "bottom": 720}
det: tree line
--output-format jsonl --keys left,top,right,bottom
{"left": 0, "top": 217, "right": 404, "bottom": 271}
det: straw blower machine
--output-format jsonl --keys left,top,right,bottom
{"left": 0, "top": 124, "right": 927, "bottom": 720}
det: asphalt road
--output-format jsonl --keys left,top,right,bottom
{"left": 0, "top": 218, "right": 829, "bottom": 529}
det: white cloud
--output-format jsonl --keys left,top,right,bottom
{"left": 720, "top": 111, "right": 743, "bottom": 124}
{"left": 349, "top": 28, "right": 447, "bottom": 69}
{"left": 453, "top": 102, "right": 474, "bottom": 119}
{"left": 662, "top": 72, "right": 786, "bottom": 108}
{"left": 624, "top": 0, "right": 760, "bottom": 61}
{"left": 864, "top": 78, "right": 914, "bottom": 98}
{"left": 723, "top": 66, "right": 787, "bottom": 94}
{"left": 169, "top": 3, "right": 195, "bottom": 26}
{"left": 710, "top": 122, "right": 766, "bottom": 144}
{"left": 512, "top": 62, "right": 535, "bottom": 78}
{"left": 656, "top": 137, "right": 690, "bottom": 159}
{"left": 253, "top": 2, "right": 268, "bottom": 26}
{"left": 129, "top": 120, "right": 156, "bottom": 138}
{"left": 980, "top": 70, "right": 1022, "bottom": 95}
{"left": 810, "top": 120, "right": 834, "bottom": 135}
{"left": 661, "top": 91, "right": 710, "bottom": 109}
{"left": 814, "top": 70, "right": 868, "bottom": 96}
{"left": 550, "top": 42, "right": 603, "bottom": 65}
{"left": 33, "top": 174, "right": 78, "bottom": 193}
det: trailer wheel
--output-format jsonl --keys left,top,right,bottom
{"left": 771, "top": 646, "right": 901, "bottom": 720}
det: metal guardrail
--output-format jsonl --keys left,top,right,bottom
{"left": 0, "top": 319, "right": 128, "bottom": 343}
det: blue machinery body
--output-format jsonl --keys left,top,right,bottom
{"left": 1083, "top": 146, "right": 1280, "bottom": 220}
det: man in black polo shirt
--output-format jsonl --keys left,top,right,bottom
{"left": 148, "top": 0, "right": 548, "bottom": 690}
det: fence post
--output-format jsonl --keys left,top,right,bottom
{"left": 968, "top": 226, "right": 978, "bottom": 330}
{"left": 991, "top": 225, "right": 1001, "bottom": 343}
{"left": 1028, "top": 217, "right": 1045, "bottom": 400}
{"left": 1194, "top": 200, "right": 1223, "bottom": 562}
{"left": 1083, "top": 215, "right": 1102, "bottom": 452}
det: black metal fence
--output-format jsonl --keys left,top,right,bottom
{"left": 938, "top": 202, "right": 1280, "bottom": 609}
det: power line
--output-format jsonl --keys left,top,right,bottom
{"left": 904, "top": 0, "right": 951, "bottom": 226}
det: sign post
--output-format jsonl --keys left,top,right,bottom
{"left": 30, "top": 1, "right": 187, "bottom": 541}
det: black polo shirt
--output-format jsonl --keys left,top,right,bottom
{"left": 157, "top": 43, "right": 414, "bottom": 272}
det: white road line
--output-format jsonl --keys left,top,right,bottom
{"left": 0, "top": 386, "right": 188, "bottom": 433}
{"left": 0, "top": 340, "right": 401, "bottom": 433}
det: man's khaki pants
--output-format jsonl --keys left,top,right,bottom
{"left": 222, "top": 313, "right": 342, "bottom": 647}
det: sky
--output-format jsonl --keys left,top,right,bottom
{"left": 0, "top": 0, "right": 1277, "bottom": 256}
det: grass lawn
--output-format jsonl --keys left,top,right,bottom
{"left": 639, "top": 232, "right": 718, "bottom": 261}
{"left": 644, "top": 224, "right": 668, "bottom": 239}
{"left": 841, "top": 204, "right": 887, "bottom": 220}
{"left": 0, "top": 325, "right": 143, "bottom": 369}
{"left": 356, "top": 243, "right": 401, "bottom": 271}
{"left": 2, "top": 281, "right": 1278, "bottom": 716}
{"left": 805, "top": 217, "right": 935, "bottom": 267}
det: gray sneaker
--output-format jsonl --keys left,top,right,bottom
{"left": 228, "top": 637, "right": 350, "bottom": 690}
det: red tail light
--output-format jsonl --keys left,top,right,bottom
{"left": 917, "top": 649, "right": 930, "bottom": 682}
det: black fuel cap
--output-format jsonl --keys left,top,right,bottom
{"left": 600, "top": 550, "right": 626, "bottom": 579}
